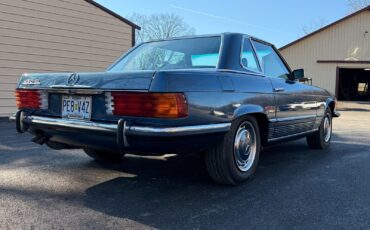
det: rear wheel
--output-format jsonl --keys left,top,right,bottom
{"left": 306, "top": 109, "right": 332, "bottom": 149}
{"left": 83, "top": 149, "right": 125, "bottom": 162}
{"left": 204, "top": 116, "right": 261, "bottom": 185}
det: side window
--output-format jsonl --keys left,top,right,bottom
{"left": 252, "top": 41, "right": 290, "bottom": 78}
{"left": 241, "top": 39, "right": 260, "bottom": 72}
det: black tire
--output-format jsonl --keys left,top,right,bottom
{"left": 83, "top": 149, "right": 125, "bottom": 163}
{"left": 204, "top": 116, "right": 261, "bottom": 185}
{"left": 306, "top": 109, "right": 332, "bottom": 149}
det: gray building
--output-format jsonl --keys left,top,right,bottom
{"left": 0, "top": 0, "right": 139, "bottom": 116}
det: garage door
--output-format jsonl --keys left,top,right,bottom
{"left": 337, "top": 68, "right": 370, "bottom": 101}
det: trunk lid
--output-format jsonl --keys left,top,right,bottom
{"left": 17, "top": 71, "right": 155, "bottom": 90}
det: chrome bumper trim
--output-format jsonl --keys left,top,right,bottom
{"left": 126, "top": 123, "right": 231, "bottom": 137}
{"left": 25, "top": 116, "right": 117, "bottom": 133}
{"left": 9, "top": 115, "right": 16, "bottom": 121}
{"left": 333, "top": 110, "right": 341, "bottom": 117}
{"left": 12, "top": 115, "right": 231, "bottom": 137}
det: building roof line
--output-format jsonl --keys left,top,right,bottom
{"left": 85, "top": 0, "right": 141, "bottom": 30}
{"left": 280, "top": 5, "right": 370, "bottom": 50}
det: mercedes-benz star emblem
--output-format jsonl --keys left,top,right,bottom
{"left": 67, "top": 73, "right": 79, "bottom": 86}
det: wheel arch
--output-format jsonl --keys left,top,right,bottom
{"left": 326, "top": 97, "right": 339, "bottom": 117}
{"left": 233, "top": 105, "right": 270, "bottom": 145}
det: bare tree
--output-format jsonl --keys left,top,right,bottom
{"left": 347, "top": 0, "right": 370, "bottom": 12}
{"left": 130, "top": 13, "right": 196, "bottom": 43}
{"left": 302, "top": 18, "right": 328, "bottom": 35}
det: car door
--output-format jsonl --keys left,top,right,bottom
{"left": 251, "top": 40, "right": 317, "bottom": 140}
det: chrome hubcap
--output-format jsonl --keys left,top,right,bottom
{"left": 323, "top": 116, "right": 331, "bottom": 142}
{"left": 233, "top": 121, "right": 257, "bottom": 172}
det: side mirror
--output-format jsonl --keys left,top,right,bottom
{"left": 292, "top": 69, "right": 305, "bottom": 80}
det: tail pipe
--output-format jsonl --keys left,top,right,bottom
{"left": 31, "top": 132, "right": 50, "bottom": 145}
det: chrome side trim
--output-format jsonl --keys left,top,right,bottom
{"left": 269, "top": 115, "right": 317, "bottom": 123}
{"left": 267, "top": 129, "right": 318, "bottom": 142}
{"left": 18, "top": 115, "right": 231, "bottom": 137}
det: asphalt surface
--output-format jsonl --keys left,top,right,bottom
{"left": 0, "top": 111, "right": 369, "bottom": 229}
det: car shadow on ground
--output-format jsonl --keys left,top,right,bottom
{"left": 82, "top": 133, "right": 360, "bottom": 229}
{"left": 3, "top": 118, "right": 369, "bottom": 228}
{"left": 338, "top": 108, "right": 370, "bottom": 112}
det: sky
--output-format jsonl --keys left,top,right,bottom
{"left": 95, "top": 0, "right": 352, "bottom": 48}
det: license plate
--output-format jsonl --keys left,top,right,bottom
{"left": 61, "top": 95, "right": 92, "bottom": 120}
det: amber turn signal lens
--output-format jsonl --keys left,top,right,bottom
{"left": 111, "top": 92, "right": 188, "bottom": 118}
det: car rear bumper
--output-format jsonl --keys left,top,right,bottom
{"left": 10, "top": 112, "right": 230, "bottom": 154}
{"left": 333, "top": 110, "right": 341, "bottom": 118}
{"left": 9, "top": 114, "right": 231, "bottom": 136}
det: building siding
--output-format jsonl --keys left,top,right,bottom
{"left": 280, "top": 10, "right": 370, "bottom": 95}
{"left": 0, "top": 0, "right": 134, "bottom": 116}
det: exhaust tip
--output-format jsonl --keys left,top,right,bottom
{"left": 31, "top": 132, "right": 50, "bottom": 145}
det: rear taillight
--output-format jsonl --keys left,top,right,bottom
{"left": 15, "top": 90, "right": 47, "bottom": 109}
{"left": 106, "top": 92, "right": 188, "bottom": 118}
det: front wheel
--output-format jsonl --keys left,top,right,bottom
{"left": 306, "top": 109, "right": 332, "bottom": 149}
{"left": 83, "top": 149, "right": 125, "bottom": 163}
{"left": 204, "top": 116, "right": 261, "bottom": 185}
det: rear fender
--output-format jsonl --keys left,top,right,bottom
{"left": 232, "top": 104, "right": 270, "bottom": 144}
{"left": 233, "top": 104, "right": 266, "bottom": 119}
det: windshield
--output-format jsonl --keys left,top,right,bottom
{"left": 108, "top": 36, "right": 222, "bottom": 72}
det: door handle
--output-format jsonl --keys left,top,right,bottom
{"left": 273, "top": 87, "right": 285, "bottom": 92}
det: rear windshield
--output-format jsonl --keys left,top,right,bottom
{"left": 108, "top": 36, "right": 221, "bottom": 72}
